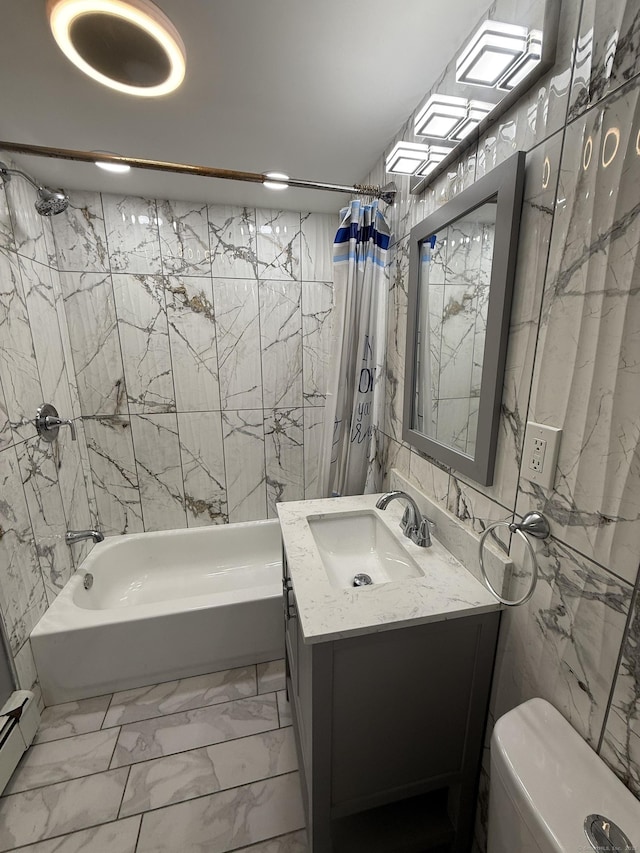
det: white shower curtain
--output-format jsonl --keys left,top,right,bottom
{"left": 319, "top": 199, "right": 390, "bottom": 497}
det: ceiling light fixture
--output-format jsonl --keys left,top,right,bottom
{"left": 385, "top": 142, "right": 429, "bottom": 175}
{"left": 449, "top": 101, "right": 494, "bottom": 141}
{"left": 456, "top": 20, "right": 528, "bottom": 88}
{"left": 93, "top": 150, "right": 131, "bottom": 172}
{"left": 497, "top": 30, "right": 543, "bottom": 90}
{"left": 414, "top": 95, "right": 468, "bottom": 139}
{"left": 263, "top": 171, "right": 290, "bottom": 190}
{"left": 47, "top": 0, "right": 186, "bottom": 97}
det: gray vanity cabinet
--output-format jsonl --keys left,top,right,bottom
{"left": 283, "top": 551, "right": 500, "bottom": 853}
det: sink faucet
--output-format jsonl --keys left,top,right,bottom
{"left": 65, "top": 529, "right": 104, "bottom": 545}
{"left": 375, "top": 490, "right": 432, "bottom": 548}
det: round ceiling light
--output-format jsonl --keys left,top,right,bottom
{"left": 47, "top": 0, "right": 186, "bottom": 97}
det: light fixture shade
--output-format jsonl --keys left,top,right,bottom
{"left": 449, "top": 101, "right": 494, "bottom": 141}
{"left": 385, "top": 141, "right": 429, "bottom": 175}
{"left": 414, "top": 95, "right": 468, "bottom": 139}
{"left": 47, "top": 0, "right": 186, "bottom": 97}
{"left": 415, "top": 145, "right": 453, "bottom": 177}
{"left": 456, "top": 20, "right": 528, "bottom": 88}
{"left": 497, "top": 30, "right": 543, "bottom": 90}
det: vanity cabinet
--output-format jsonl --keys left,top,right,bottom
{"left": 283, "top": 551, "right": 500, "bottom": 853}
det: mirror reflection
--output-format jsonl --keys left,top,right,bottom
{"left": 412, "top": 199, "right": 497, "bottom": 458}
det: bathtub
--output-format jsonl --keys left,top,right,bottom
{"left": 31, "top": 519, "right": 284, "bottom": 705}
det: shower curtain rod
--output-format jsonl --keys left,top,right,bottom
{"left": 0, "top": 141, "right": 397, "bottom": 204}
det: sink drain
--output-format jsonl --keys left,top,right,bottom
{"left": 353, "top": 573, "right": 373, "bottom": 587}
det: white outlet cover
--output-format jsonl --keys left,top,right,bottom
{"left": 522, "top": 422, "right": 562, "bottom": 490}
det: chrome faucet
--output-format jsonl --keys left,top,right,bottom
{"left": 375, "top": 490, "right": 432, "bottom": 547}
{"left": 65, "top": 529, "right": 104, "bottom": 545}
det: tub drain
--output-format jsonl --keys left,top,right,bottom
{"left": 83, "top": 572, "right": 94, "bottom": 590}
{"left": 353, "top": 573, "right": 373, "bottom": 587}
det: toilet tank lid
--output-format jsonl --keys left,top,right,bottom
{"left": 492, "top": 698, "right": 640, "bottom": 853}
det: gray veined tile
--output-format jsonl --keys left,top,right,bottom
{"left": 84, "top": 416, "right": 144, "bottom": 537}
{"left": 35, "top": 695, "right": 112, "bottom": 744}
{"left": 178, "top": 411, "right": 228, "bottom": 526}
{"left": 384, "top": 236, "right": 406, "bottom": 443}
{"left": 0, "top": 767, "right": 129, "bottom": 852}
{"left": 0, "top": 447, "right": 48, "bottom": 654}
{"left": 209, "top": 205, "right": 258, "bottom": 279}
{"left": 104, "top": 665, "right": 256, "bottom": 728}
{"left": 222, "top": 410, "right": 267, "bottom": 523}
{"left": 136, "top": 771, "right": 305, "bottom": 853}
{"left": 301, "top": 212, "right": 336, "bottom": 281}
{"left": 4, "top": 177, "right": 50, "bottom": 266}
{"left": 256, "top": 210, "right": 302, "bottom": 281}
{"left": 264, "top": 408, "right": 304, "bottom": 517}
{"left": 102, "top": 194, "right": 161, "bottom": 275}
{"left": 303, "top": 407, "right": 325, "bottom": 501}
{"left": 302, "top": 281, "right": 333, "bottom": 406}
{"left": 7, "top": 815, "right": 142, "bottom": 853}
{"left": 166, "top": 276, "right": 220, "bottom": 412}
{"left": 110, "top": 693, "right": 279, "bottom": 767}
{"left": 129, "top": 414, "right": 187, "bottom": 532}
{"left": 158, "top": 199, "right": 210, "bottom": 276}
{"left": 233, "top": 831, "right": 308, "bottom": 853}
{"left": 59, "top": 271, "right": 126, "bottom": 417}
{"left": 600, "top": 591, "right": 640, "bottom": 797}
{"left": 120, "top": 726, "right": 297, "bottom": 816}
{"left": 0, "top": 249, "right": 42, "bottom": 439}
{"left": 0, "top": 171, "right": 14, "bottom": 252}
{"left": 112, "top": 273, "right": 175, "bottom": 414}
{"left": 277, "top": 691, "right": 292, "bottom": 728}
{"left": 3, "top": 728, "right": 120, "bottom": 795}
{"left": 51, "top": 190, "right": 109, "bottom": 273}
{"left": 257, "top": 660, "right": 285, "bottom": 694}
{"left": 14, "top": 640, "right": 38, "bottom": 692}
{"left": 260, "top": 279, "right": 302, "bottom": 409}
{"left": 214, "top": 278, "right": 263, "bottom": 409}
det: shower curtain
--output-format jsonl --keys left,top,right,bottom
{"left": 319, "top": 199, "right": 390, "bottom": 497}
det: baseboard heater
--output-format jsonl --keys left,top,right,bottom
{"left": 0, "top": 691, "right": 40, "bottom": 793}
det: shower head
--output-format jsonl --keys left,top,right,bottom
{"left": 0, "top": 161, "right": 69, "bottom": 216}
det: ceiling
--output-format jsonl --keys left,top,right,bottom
{"left": 0, "top": 0, "right": 490, "bottom": 213}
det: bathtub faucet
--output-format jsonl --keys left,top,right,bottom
{"left": 65, "top": 529, "right": 104, "bottom": 545}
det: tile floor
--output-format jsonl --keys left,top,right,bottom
{"left": 0, "top": 660, "right": 308, "bottom": 853}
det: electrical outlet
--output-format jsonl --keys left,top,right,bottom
{"left": 522, "top": 422, "right": 562, "bottom": 490}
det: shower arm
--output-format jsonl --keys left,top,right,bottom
{"left": 0, "top": 140, "right": 397, "bottom": 204}
{"left": 0, "top": 162, "right": 43, "bottom": 193}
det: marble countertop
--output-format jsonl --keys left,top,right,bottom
{"left": 277, "top": 493, "right": 502, "bottom": 644}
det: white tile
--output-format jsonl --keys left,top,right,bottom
{"left": 257, "top": 660, "right": 285, "bottom": 694}
{"left": 120, "top": 727, "right": 297, "bottom": 816}
{"left": 264, "top": 409, "right": 304, "bottom": 517}
{"left": 102, "top": 195, "right": 161, "bottom": 275}
{"left": 277, "top": 691, "right": 292, "bottom": 728}
{"left": 222, "top": 410, "right": 267, "bottom": 522}
{"left": 104, "top": 666, "right": 256, "bottom": 728}
{"left": 158, "top": 200, "right": 210, "bottom": 276}
{"left": 302, "top": 281, "right": 333, "bottom": 406}
{"left": 111, "top": 694, "right": 279, "bottom": 767}
{"left": 3, "top": 729, "right": 120, "bottom": 795}
{"left": 136, "top": 771, "right": 305, "bottom": 853}
{"left": 301, "top": 212, "right": 336, "bottom": 281}
{"left": 302, "top": 407, "right": 324, "bottom": 500}
{"left": 214, "top": 279, "right": 262, "bottom": 409}
{"left": 0, "top": 768, "right": 129, "bottom": 851}
{"left": 209, "top": 205, "right": 257, "bottom": 279}
{"left": 1, "top": 815, "right": 141, "bottom": 853}
{"left": 35, "top": 695, "right": 112, "bottom": 744}
{"left": 256, "top": 210, "right": 301, "bottom": 281}
{"left": 178, "top": 412, "right": 228, "bottom": 526}
{"left": 260, "top": 280, "right": 302, "bottom": 408}
{"left": 52, "top": 190, "right": 109, "bottom": 273}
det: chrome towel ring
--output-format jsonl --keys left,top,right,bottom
{"left": 479, "top": 511, "right": 550, "bottom": 607}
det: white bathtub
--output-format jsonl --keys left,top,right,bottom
{"left": 31, "top": 519, "right": 284, "bottom": 705}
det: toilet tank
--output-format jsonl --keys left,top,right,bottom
{"left": 488, "top": 698, "right": 640, "bottom": 853}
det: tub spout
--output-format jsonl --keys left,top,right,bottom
{"left": 66, "top": 529, "right": 104, "bottom": 545}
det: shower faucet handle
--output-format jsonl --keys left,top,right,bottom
{"left": 35, "top": 403, "right": 77, "bottom": 442}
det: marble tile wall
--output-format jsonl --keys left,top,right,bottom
{"left": 365, "top": 0, "right": 640, "bottom": 837}
{"left": 51, "top": 194, "right": 336, "bottom": 533}
{"left": 0, "top": 162, "right": 96, "bottom": 697}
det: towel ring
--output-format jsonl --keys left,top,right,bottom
{"left": 479, "top": 511, "right": 550, "bottom": 607}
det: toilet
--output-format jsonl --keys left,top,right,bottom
{"left": 488, "top": 698, "right": 640, "bottom": 853}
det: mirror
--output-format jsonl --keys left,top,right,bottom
{"left": 403, "top": 151, "right": 526, "bottom": 485}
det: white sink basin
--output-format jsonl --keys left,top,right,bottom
{"left": 307, "top": 510, "right": 423, "bottom": 589}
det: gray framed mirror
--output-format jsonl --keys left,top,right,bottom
{"left": 403, "top": 150, "right": 526, "bottom": 485}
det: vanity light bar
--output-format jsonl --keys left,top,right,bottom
{"left": 414, "top": 95, "right": 468, "bottom": 139}
{"left": 415, "top": 145, "right": 453, "bottom": 177}
{"left": 456, "top": 20, "right": 529, "bottom": 88}
{"left": 497, "top": 30, "right": 543, "bottom": 90}
{"left": 449, "top": 101, "right": 493, "bottom": 141}
{"left": 385, "top": 141, "right": 430, "bottom": 175}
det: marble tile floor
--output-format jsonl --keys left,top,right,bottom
{"left": 0, "top": 660, "right": 307, "bottom": 853}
